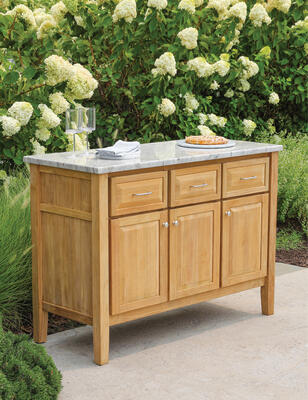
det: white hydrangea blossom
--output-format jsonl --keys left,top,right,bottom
{"left": 6, "top": 5, "right": 36, "bottom": 28}
{"left": 187, "top": 57, "right": 214, "bottom": 78}
{"left": 44, "top": 55, "right": 73, "bottom": 86}
{"left": 266, "top": 0, "right": 291, "bottom": 14}
{"left": 214, "top": 60, "right": 230, "bottom": 77}
{"left": 158, "top": 98, "right": 176, "bottom": 117}
{"left": 291, "top": 16, "right": 308, "bottom": 30}
{"left": 37, "top": 17, "right": 57, "bottom": 39}
{"left": 112, "top": 0, "right": 137, "bottom": 23}
{"left": 49, "top": 92, "right": 70, "bottom": 114}
{"left": 153, "top": 52, "right": 177, "bottom": 77}
{"left": 38, "top": 104, "right": 61, "bottom": 129}
{"left": 0, "top": 116, "right": 21, "bottom": 137}
{"left": 224, "top": 88, "right": 234, "bottom": 98}
{"left": 65, "top": 64, "right": 98, "bottom": 100}
{"left": 35, "top": 127, "right": 51, "bottom": 141}
{"left": 7, "top": 102, "right": 33, "bottom": 126}
{"left": 74, "top": 16, "right": 86, "bottom": 27}
{"left": 33, "top": 8, "right": 51, "bottom": 26}
{"left": 50, "top": 1, "right": 68, "bottom": 21}
{"left": 198, "top": 125, "right": 215, "bottom": 136}
{"left": 238, "top": 56, "right": 259, "bottom": 79}
{"left": 198, "top": 113, "right": 208, "bottom": 125}
{"left": 249, "top": 4, "right": 271, "bottom": 27}
{"left": 242, "top": 119, "right": 256, "bottom": 136}
{"left": 207, "top": 0, "right": 230, "bottom": 19}
{"left": 30, "top": 138, "right": 46, "bottom": 155}
{"left": 184, "top": 93, "right": 199, "bottom": 113}
{"left": 177, "top": 27, "right": 198, "bottom": 50}
{"left": 269, "top": 92, "right": 280, "bottom": 105}
{"left": 178, "top": 0, "right": 195, "bottom": 15}
{"left": 147, "top": 0, "right": 167, "bottom": 10}
{"left": 238, "top": 78, "right": 250, "bottom": 92}
{"left": 194, "top": 0, "right": 204, "bottom": 7}
{"left": 207, "top": 113, "right": 227, "bottom": 127}
{"left": 227, "top": 2, "right": 247, "bottom": 26}
{"left": 210, "top": 81, "right": 220, "bottom": 90}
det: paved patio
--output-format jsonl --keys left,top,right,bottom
{"left": 45, "top": 263, "right": 308, "bottom": 400}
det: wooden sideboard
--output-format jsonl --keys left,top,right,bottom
{"left": 29, "top": 151, "right": 278, "bottom": 365}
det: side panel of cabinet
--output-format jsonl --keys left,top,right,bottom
{"left": 222, "top": 194, "right": 269, "bottom": 287}
{"left": 111, "top": 210, "right": 168, "bottom": 315}
{"left": 169, "top": 202, "right": 220, "bottom": 300}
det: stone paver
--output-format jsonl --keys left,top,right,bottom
{"left": 44, "top": 263, "right": 308, "bottom": 400}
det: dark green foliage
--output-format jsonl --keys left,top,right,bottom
{"left": 0, "top": 316, "right": 62, "bottom": 400}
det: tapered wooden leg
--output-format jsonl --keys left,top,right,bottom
{"left": 261, "top": 152, "right": 278, "bottom": 316}
{"left": 91, "top": 174, "right": 109, "bottom": 365}
{"left": 30, "top": 165, "right": 48, "bottom": 342}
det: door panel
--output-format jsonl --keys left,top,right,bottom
{"left": 170, "top": 202, "right": 220, "bottom": 300}
{"left": 222, "top": 194, "right": 269, "bottom": 287}
{"left": 111, "top": 210, "right": 168, "bottom": 314}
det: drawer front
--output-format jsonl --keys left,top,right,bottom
{"left": 170, "top": 164, "right": 221, "bottom": 207}
{"left": 223, "top": 157, "right": 269, "bottom": 198}
{"left": 110, "top": 171, "right": 168, "bottom": 216}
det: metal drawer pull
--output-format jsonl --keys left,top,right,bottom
{"left": 225, "top": 211, "right": 231, "bottom": 216}
{"left": 133, "top": 191, "right": 153, "bottom": 196}
{"left": 162, "top": 222, "right": 169, "bottom": 228}
{"left": 190, "top": 183, "right": 208, "bottom": 188}
{"left": 240, "top": 176, "right": 257, "bottom": 181}
{"left": 173, "top": 220, "right": 179, "bottom": 226}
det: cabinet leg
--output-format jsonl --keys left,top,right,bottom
{"left": 33, "top": 308, "right": 48, "bottom": 343}
{"left": 261, "top": 280, "right": 274, "bottom": 315}
{"left": 92, "top": 174, "right": 109, "bottom": 365}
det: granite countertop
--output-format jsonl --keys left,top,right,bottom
{"left": 23, "top": 140, "right": 283, "bottom": 174}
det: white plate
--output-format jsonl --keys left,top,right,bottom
{"left": 177, "top": 139, "right": 236, "bottom": 149}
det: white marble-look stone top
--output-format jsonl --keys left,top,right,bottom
{"left": 23, "top": 140, "right": 283, "bottom": 174}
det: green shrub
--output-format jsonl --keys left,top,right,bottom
{"left": 0, "top": 315, "right": 62, "bottom": 400}
{"left": 0, "top": 1, "right": 307, "bottom": 168}
{"left": 0, "top": 170, "right": 32, "bottom": 331}
{"left": 276, "top": 227, "right": 304, "bottom": 251}
{"left": 256, "top": 128, "right": 308, "bottom": 236}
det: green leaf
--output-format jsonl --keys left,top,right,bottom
{"left": 23, "top": 66, "right": 36, "bottom": 80}
{"left": 3, "top": 71, "right": 19, "bottom": 84}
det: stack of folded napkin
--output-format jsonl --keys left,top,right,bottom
{"left": 96, "top": 140, "right": 140, "bottom": 160}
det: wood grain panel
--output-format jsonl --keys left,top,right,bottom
{"left": 222, "top": 194, "right": 269, "bottom": 287}
{"left": 41, "top": 172, "right": 91, "bottom": 212}
{"left": 111, "top": 210, "right": 168, "bottom": 314}
{"left": 170, "top": 164, "right": 221, "bottom": 207}
{"left": 223, "top": 157, "right": 269, "bottom": 198}
{"left": 170, "top": 202, "right": 220, "bottom": 300}
{"left": 110, "top": 277, "right": 265, "bottom": 326}
{"left": 110, "top": 171, "right": 167, "bottom": 216}
{"left": 41, "top": 213, "right": 92, "bottom": 316}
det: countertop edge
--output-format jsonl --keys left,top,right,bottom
{"left": 23, "top": 144, "right": 283, "bottom": 174}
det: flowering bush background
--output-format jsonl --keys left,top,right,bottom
{"left": 0, "top": 0, "right": 307, "bottom": 169}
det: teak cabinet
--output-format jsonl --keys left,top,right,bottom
{"left": 30, "top": 152, "right": 279, "bottom": 365}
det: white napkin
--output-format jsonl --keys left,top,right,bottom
{"left": 96, "top": 140, "right": 140, "bottom": 160}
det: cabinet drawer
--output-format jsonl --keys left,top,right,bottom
{"left": 110, "top": 171, "right": 167, "bottom": 216}
{"left": 223, "top": 157, "right": 269, "bottom": 198}
{"left": 170, "top": 165, "right": 221, "bottom": 207}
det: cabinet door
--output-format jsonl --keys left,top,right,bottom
{"left": 111, "top": 210, "right": 168, "bottom": 315}
{"left": 222, "top": 194, "right": 269, "bottom": 287}
{"left": 170, "top": 202, "right": 220, "bottom": 300}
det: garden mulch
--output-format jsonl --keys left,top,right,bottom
{"left": 276, "top": 242, "right": 308, "bottom": 268}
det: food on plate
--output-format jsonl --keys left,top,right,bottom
{"left": 185, "top": 135, "right": 229, "bottom": 145}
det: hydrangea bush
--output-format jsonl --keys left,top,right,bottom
{"left": 0, "top": 0, "right": 307, "bottom": 168}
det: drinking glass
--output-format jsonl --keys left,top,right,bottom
{"left": 78, "top": 107, "right": 96, "bottom": 157}
{"left": 65, "top": 109, "right": 82, "bottom": 157}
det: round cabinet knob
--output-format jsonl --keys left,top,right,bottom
{"left": 173, "top": 220, "right": 179, "bottom": 226}
{"left": 225, "top": 211, "right": 231, "bottom": 216}
{"left": 162, "top": 222, "right": 169, "bottom": 228}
